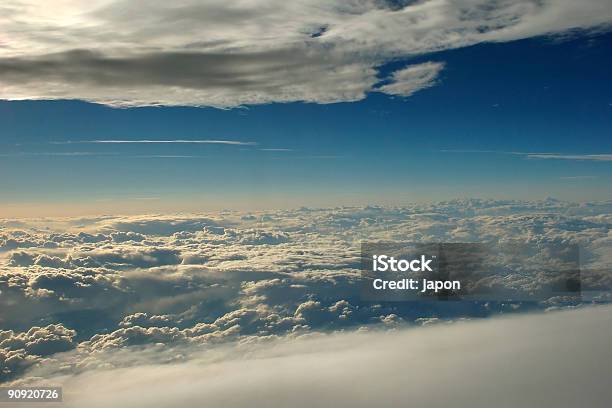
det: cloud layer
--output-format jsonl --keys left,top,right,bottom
{"left": 1, "top": 0, "right": 611, "bottom": 107}
{"left": 1, "top": 199, "right": 611, "bottom": 383}
{"left": 17, "top": 306, "right": 612, "bottom": 408}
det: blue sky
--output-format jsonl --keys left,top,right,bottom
{"left": 1, "top": 7, "right": 612, "bottom": 215}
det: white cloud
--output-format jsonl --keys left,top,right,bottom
{"left": 51, "top": 140, "right": 257, "bottom": 146}
{"left": 0, "top": 0, "right": 611, "bottom": 107}
{"left": 377, "top": 62, "right": 444, "bottom": 96}
{"left": 526, "top": 153, "right": 612, "bottom": 161}
{"left": 560, "top": 176, "right": 598, "bottom": 180}
{"left": 439, "top": 150, "right": 612, "bottom": 162}
{"left": 17, "top": 306, "right": 612, "bottom": 408}
{"left": 1, "top": 200, "right": 611, "bottom": 382}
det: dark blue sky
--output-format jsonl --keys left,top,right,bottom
{"left": 1, "top": 33, "right": 611, "bottom": 215}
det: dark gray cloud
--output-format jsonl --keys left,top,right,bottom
{"left": 0, "top": 48, "right": 345, "bottom": 89}
{"left": 0, "top": 47, "right": 378, "bottom": 106}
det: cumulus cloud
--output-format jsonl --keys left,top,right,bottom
{"left": 0, "top": 324, "right": 76, "bottom": 357}
{"left": 0, "top": 0, "right": 611, "bottom": 107}
{"left": 1, "top": 199, "right": 611, "bottom": 382}
{"left": 14, "top": 306, "right": 612, "bottom": 408}
{"left": 1, "top": 324, "right": 76, "bottom": 381}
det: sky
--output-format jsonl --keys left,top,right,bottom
{"left": 1, "top": 0, "right": 612, "bottom": 216}
{"left": 1, "top": 3, "right": 612, "bottom": 398}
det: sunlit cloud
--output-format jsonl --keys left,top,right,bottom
{"left": 2, "top": 200, "right": 611, "bottom": 384}
{"left": 16, "top": 306, "right": 612, "bottom": 408}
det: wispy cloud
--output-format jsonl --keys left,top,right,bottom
{"left": 94, "top": 196, "right": 161, "bottom": 202}
{"left": 271, "top": 155, "right": 345, "bottom": 160}
{"left": 559, "top": 176, "right": 598, "bottom": 180}
{"left": 439, "top": 150, "right": 612, "bottom": 162}
{"left": 126, "top": 155, "right": 206, "bottom": 159}
{"left": 52, "top": 140, "right": 257, "bottom": 146}
{"left": 0, "top": 152, "right": 115, "bottom": 157}
{"left": 259, "top": 148, "right": 293, "bottom": 152}
{"left": 0, "top": 152, "right": 211, "bottom": 159}
{"left": 438, "top": 149, "right": 524, "bottom": 154}
{"left": 527, "top": 154, "right": 612, "bottom": 161}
